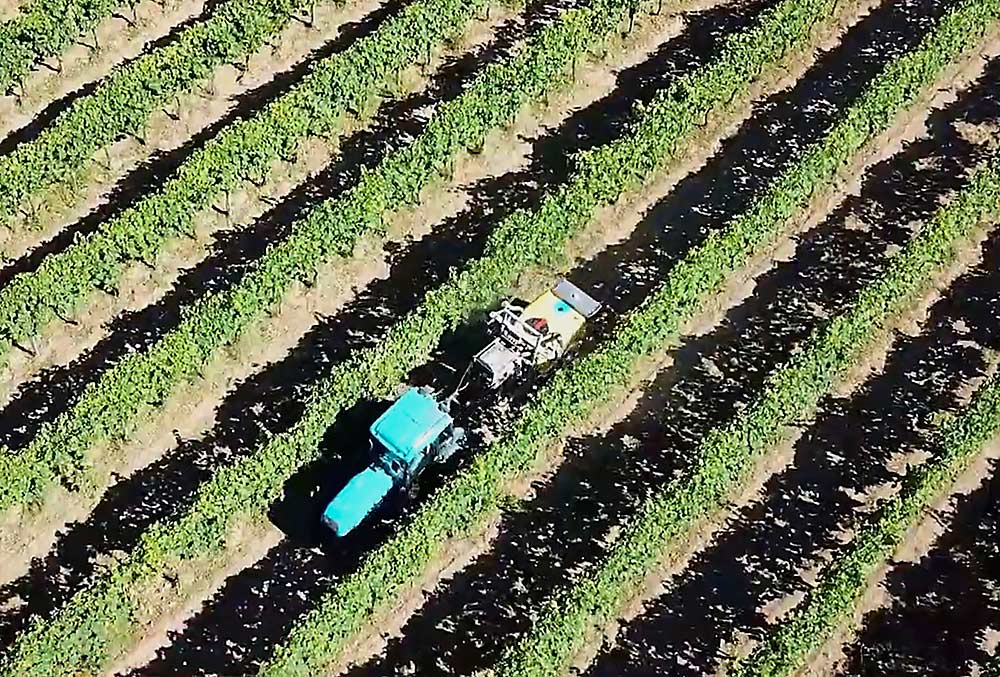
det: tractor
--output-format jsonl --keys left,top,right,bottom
{"left": 321, "top": 278, "right": 601, "bottom": 536}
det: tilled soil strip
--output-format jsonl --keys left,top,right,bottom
{"left": 804, "top": 450, "right": 1000, "bottom": 677}
{"left": 569, "top": 52, "right": 1000, "bottom": 677}
{"left": 0, "top": 0, "right": 215, "bottom": 143}
{"left": 0, "top": 0, "right": 22, "bottom": 21}
{"left": 339, "top": 1, "right": 962, "bottom": 674}
{"left": 0, "top": 0, "right": 214, "bottom": 141}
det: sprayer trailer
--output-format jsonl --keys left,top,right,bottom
{"left": 474, "top": 278, "right": 602, "bottom": 387}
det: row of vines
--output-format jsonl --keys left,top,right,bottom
{"left": 0, "top": 0, "right": 636, "bottom": 517}
{"left": 0, "top": 0, "right": 498, "bottom": 364}
{"left": 259, "top": 0, "right": 855, "bottom": 672}
{"left": 0, "top": 0, "right": 640, "bottom": 672}
{"left": 0, "top": 0, "right": 133, "bottom": 93}
{"left": 0, "top": 0, "right": 320, "bottom": 221}
{"left": 729, "top": 222, "right": 1000, "bottom": 676}
{"left": 0, "top": 0, "right": 839, "bottom": 673}
{"left": 490, "top": 2, "right": 1000, "bottom": 671}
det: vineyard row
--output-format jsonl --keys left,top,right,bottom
{"left": 0, "top": 0, "right": 836, "bottom": 674}
{"left": 0, "top": 0, "right": 511, "bottom": 513}
{"left": 0, "top": 0, "right": 497, "bottom": 364}
{"left": 0, "top": 0, "right": 130, "bottom": 93}
{"left": 262, "top": 0, "right": 857, "bottom": 673}
{"left": 0, "top": 0, "right": 641, "bottom": 673}
{"left": 492, "top": 3, "right": 1000, "bottom": 672}
{"left": 0, "top": 0, "right": 324, "bottom": 221}
{"left": 730, "top": 164, "right": 1000, "bottom": 676}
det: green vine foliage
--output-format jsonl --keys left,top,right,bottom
{"left": 259, "top": 0, "right": 844, "bottom": 673}
{"left": 0, "top": 0, "right": 600, "bottom": 515}
{"left": 729, "top": 234, "right": 1000, "bottom": 676}
{"left": 0, "top": 0, "right": 833, "bottom": 673}
{"left": 0, "top": 0, "right": 321, "bottom": 223}
{"left": 0, "top": 0, "right": 496, "bottom": 365}
{"left": 0, "top": 0, "right": 131, "bottom": 94}
{"left": 491, "top": 3, "right": 1000, "bottom": 673}
{"left": 0, "top": 1, "right": 632, "bottom": 674}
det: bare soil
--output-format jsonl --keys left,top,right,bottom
{"left": 0, "top": 0, "right": 22, "bottom": 21}
{"left": 106, "top": 520, "right": 285, "bottom": 676}
{"left": 0, "top": 0, "right": 208, "bottom": 140}
{"left": 329, "top": 518, "right": 505, "bottom": 677}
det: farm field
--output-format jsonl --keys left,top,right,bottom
{"left": 0, "top": 0, "right": 999, "bottom": 674}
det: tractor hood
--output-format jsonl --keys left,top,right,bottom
{"left": 322, "top": 466, "right": 395, "bottom": 537}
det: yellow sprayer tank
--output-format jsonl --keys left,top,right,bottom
{"left": 474, "top": 278, "right": 602, "bottom": 387}
{"left": 519, "top": 290, "right": 587, "bottom": 362}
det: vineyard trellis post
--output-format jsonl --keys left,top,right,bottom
{"left": 9, "top": 80, "right": 24, "bottom": 107}
{"left": 50, "top": 303, "right": 79, "bottom": 326}
{"left": 20, "top": 197, "right": 39, "bottom": 225}
{"left": 235, "top": 54, "right": 251, "bottom": 83}
{"left": 10, "top": 336, "right": 36, "bottom": 357}
{"left": 626, "top": 0, "right": 640, "bottom": 34}
{"left": 86, "top": 25, "right": 100, "bottom": 52}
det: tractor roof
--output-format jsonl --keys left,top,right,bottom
{"left": 370, "top": 387, "right": 452, "bottom": 462}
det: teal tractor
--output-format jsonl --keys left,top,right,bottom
{"left": 321, "top": 279, "right": 601, "bottom": 537}
{"left": 321, "top": 386, "right": 465, "bottom": 537}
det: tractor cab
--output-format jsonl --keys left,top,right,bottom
{"left": 321, "top": 387, "right": 464, "bottom": 537}
{"left": 474, "top": 278, "right": 602, "bottom": 387}
{"left": 370, "top": 387, "right": 457, "bottom": 482}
